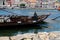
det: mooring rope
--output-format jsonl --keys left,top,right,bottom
{"left": 52, "top": 16, "right": 60, "bottom": 20}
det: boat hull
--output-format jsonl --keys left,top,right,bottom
{"left": 0, "top": 21, "right": 42, "bottom": 26}
{"left": 0, "top": 21, "right": 46, "bottom": 29}
{"left": 0, "top": 13, "right": 50, "bottom": 27}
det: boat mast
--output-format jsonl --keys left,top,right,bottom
{"left": 34, "top": 11, "right": 38, "bottom": 20}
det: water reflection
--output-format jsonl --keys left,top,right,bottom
{"left": 0, "top": 22, "right": 48, "bottom": 36}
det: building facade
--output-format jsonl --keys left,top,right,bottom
{"left": 0, "top": 0, "right": 59, "bottom": 9}
{"left": 36, "top": 0, "right": 57, "bottom": 9}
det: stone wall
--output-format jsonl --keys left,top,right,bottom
{"left": 0, "top": 31, "right": 60, "bottom": 40}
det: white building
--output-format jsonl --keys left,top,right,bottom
{"left": 36, "top": 0, "right": 57, "bottom": 9}
{"left": 47, "top": 0, "right": 57, "bottom": 9}
{"left": 54, "top": 2, "right": 60, "bottom": 8}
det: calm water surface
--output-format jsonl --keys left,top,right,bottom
{"left": 0, "top": 9, "right": 60, "bottom": 36}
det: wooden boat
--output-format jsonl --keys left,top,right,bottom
{"left": 57, "top": 6, "right": 60, "bottom": 11}
{"left": 0, "top": 12, "right": 50, "bottom": 26}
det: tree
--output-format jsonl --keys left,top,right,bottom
{"left": 20, "top": 4, "right": 26, "bottom": 8}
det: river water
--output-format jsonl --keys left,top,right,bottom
{"left": 0, "top": 9, "right": 60, "bottom": 36}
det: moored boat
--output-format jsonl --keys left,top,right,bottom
{"left": 0, "top": 12, "right": 50, "bottom": 26}
{"left": 57, "top": 6, "right": 60, "bottom": 11}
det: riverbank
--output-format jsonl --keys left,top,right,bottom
{"left": 2, "top": 7, "right": 56, "bottom": 10}
{"left": 3, "top": 7, "right": 56, "bottom": 10}
{"left": 0, "top": 31, "right": 60, "bottom": 40}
